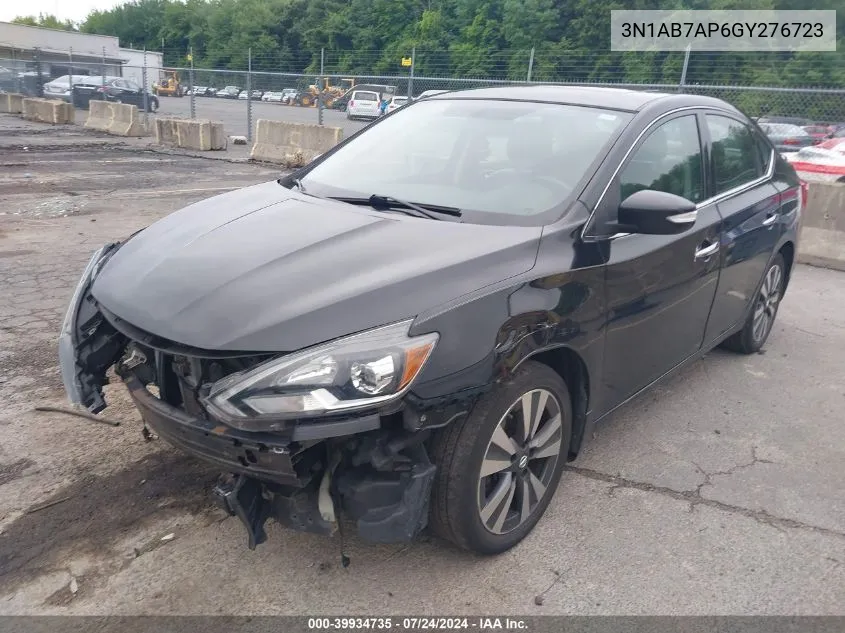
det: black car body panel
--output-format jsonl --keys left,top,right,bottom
{"left": 59, "top": 86, "right": 801, "bottom": 551}
{"left": 91, "top": 182, "right": 543, "bottom": 352}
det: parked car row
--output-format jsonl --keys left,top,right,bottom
{"left": 42, "top": 74, "right": 159, "bottom": 112}
{"left": 346, "top": 91, "right": 440, "bottom": 121}
{"left": 184, "top": 85, "right": 301, "bottom": 103}
{"left": 757, "top": 116, "right": 845, "bottom": 153}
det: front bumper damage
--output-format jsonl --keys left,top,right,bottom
{"left": 58, "top": 246, "right": 446, "bottom": 550}
{"left": 123, "top": 372, "right": 437, "bottom": 549}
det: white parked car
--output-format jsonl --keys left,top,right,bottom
{"left": 346, "top": 90, "right": 381, "bottom": 120}
{"left": 43, "top": 75, "right": 90, "bottom": 101}
{"left": 386, "top": 95, "right": 409, "bottom": 113}
{"left": 263, "top": 92, "right": 284, "bottom": 102}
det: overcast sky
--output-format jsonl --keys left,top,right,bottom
{"left": 0, "top": 0, "right": 124, "bottom": 23}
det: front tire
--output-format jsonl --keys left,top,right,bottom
{"left": 721, "top": 252, "right": 785, "bottom": 354}
{"left": 429, "top": 361, "right": 572, "bottom": 554}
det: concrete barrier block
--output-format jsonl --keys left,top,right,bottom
{"left": 84, "top": 101, "right": 145, "bottom": 136}
{"left": 250, "top": 119, "right": 343, "bottom": 167}
{"left": 155, "top": 117, "right": 226, "bottom": 151}
{"left": 21, "top": 98, "right": 74, "bottom": 124}
{"left": 797, "top": 181, "right": 845, "bottom": 272}
{"left": 0, "top": 93, "right": 24, "bottom": 114}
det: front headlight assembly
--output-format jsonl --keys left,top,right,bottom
{"left": 202, "top": 320, "right": 438, "bottom": 428}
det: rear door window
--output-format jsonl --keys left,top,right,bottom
{"left": 706, "top": 115, "right": 763, "bottom": 195}
{"left": 355, "top": 91, "right": 378, "bottom": 102}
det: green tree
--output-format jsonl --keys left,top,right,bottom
{"left": 12, "top": 13, "right": 77, "bottom": 30}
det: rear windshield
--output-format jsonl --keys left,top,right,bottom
{"left": 301, "top": 99, "right": 632, "bottom": 226}
{"left": 354, "top": 91, "right": 379, "bottom": 101}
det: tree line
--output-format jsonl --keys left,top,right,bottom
{"left": 13, "top": 0, "right": 845, "bottom": 89}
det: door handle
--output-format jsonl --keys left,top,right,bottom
{"left": 694, "top": 241, "right": 720, "bottom": 260}
{"left": 762, "top": 212, "right": 778, "bottom": 226}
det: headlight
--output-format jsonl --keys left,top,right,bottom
{"left": 202, "top": 320, "right": 438, "bottom": 428}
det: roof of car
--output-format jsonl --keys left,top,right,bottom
{"left": 428, "top": 84, "right": 733, "bottom": 113}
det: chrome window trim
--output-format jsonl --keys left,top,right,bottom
{"left": 582, "top": 106, "right": 776, "bottom": 242}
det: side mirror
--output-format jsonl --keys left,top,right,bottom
{"left": 615, "top": 189, "right": 697, "bottom": 235}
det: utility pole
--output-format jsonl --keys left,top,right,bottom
{"left": 318, "top": 47, "right": 325, "bottom": 126}
{"left": 247, "top": 47, "right": 253, "bottom": 144}
{"left": 68, "top": 47, "right": 74, "bottom": 105}
{"left": 142, "top": 48, "right": 149, "bottom": 129}
{"left": 189, "top": 46, "right": 196, "bottom": 118}
{"left": 679, "top": 43, "right": 691, "bottom": 93}
{"left": 527, "top": 47, "right": 535, "bottom": 82}
{"left": 408, "top": 47, "right": 416, "bottom": 99}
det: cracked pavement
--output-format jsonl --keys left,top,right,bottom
{"left": 0, "top": 115, "right": 843, "bottom": 615}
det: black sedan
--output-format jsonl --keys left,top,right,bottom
{"left": 59, "top": 86, "right": 802, "bottom": 555}
{"left": 72, "top": 76, "right": 159, "bottom": 112}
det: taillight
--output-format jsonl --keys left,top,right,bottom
{"left": 349, "top": 100, "right": 355, "bottom": 107}
{"left": 799, "top": 180, "right": 809, "bottom": 211}
{"left": 783, "top": 138, "right": 800, "bottom": 145}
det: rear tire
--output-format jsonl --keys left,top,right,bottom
{"left": 429, "top": 361, "right": 572, "bottom": 554}
{"left": 721, "top": 252, "right": 785, "bottom": 354}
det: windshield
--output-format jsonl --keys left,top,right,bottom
{"left": 301, "top": 98, "right": 632, "bottom": 225}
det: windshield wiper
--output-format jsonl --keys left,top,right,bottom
{"left": 329, "top": 194, "right": 462, "bottom": 220}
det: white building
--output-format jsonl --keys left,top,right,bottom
{"left": 119, "top": 48, "right": 164, "bottom": 90}
{"left": 0, "top": 21, "right": 163, "bottom": 93}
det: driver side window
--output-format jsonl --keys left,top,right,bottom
{"left": 620, "top": 115, "right": 704, "bottom": 204}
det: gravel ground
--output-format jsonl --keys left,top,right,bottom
{"left": 0, "top": 114, "right": 843, "bottom": 616}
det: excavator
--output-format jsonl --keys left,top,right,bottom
{"left": 153, "top": 70, "right": 184, "bottom": 97}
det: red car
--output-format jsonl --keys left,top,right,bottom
{"left": 803, "top": 125, "right": 834, "bottom": 144}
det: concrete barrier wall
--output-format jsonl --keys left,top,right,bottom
{"left": 0, "top": 93, "right": 24, "bottom": 114}
{"left": 155, "top": 117, "right": 226, "bottom": 151}
{"left": 21, "top": 98, "right": 74, "bottom": 124}
{"left": 250, "top": 120, "right": 343, "bottom": 167}
{"left": 84, "top": 101, "right": 146, "bottom": 137}
{"left": 798, "top": 181, "right": 845, "bottom": 272}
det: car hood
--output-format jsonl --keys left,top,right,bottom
{"left": 92, "top": 181, "right": 542, "bottom": 351}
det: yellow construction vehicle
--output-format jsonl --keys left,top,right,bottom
{"left": 293, "top": 77, "right": 353, "bottom": 107}
{"left": 153, "top": 70, "right": 184, "bottom": 97}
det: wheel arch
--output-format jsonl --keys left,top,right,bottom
{"left": 514, "top": 346, "right": 590, "bottom": 460}
{"left": 778, "top": 240, "right": 795, "bottom": 291}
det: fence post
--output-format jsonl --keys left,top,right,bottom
{"left": 318, "top": 47, "right": 325, "bottom": 126}
{"left": 527, "top": 47, "right": 535, "bottom": 82}
{"left": 101, "top": 46, "right": 107, "bottom": 97}
{"left": 142, "top": 48, "right": 149, "bottom": 129}
{"left": 189, "top": 46, "right": 196, "bottom": 119}
{"left": 247, "top": 47, "right": 253, "bottom": 144}
{"left": 34, "top": 48, "right": 43, "bottom": 97}
{"left": 68, "top": 47, "right": 74, "bottom": 104}
{"left": 408, "top": 46, "right": 416, "bottom": 98}
{"left": 679, "top": 44, "right": 691, "bottom": 93}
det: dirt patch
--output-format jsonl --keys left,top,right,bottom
{"left": 0, "top": 449, "right": 219, "bottom": 594}
{"left": 0, "top": 459, "right": 35, "bottom": 487}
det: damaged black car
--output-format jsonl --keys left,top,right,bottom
{"left": 59, "top": 86, "right": 802, "bottom": 555}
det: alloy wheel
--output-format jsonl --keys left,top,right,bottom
{"left": 477, "top": 389, "right": 563, "bottom": 535}
{"left": 752, "top": 263, "right": 783, "bottom": 343}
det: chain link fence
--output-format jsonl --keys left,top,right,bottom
{"left": 4, "top": 46, "right": 845, "bottom": 138}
